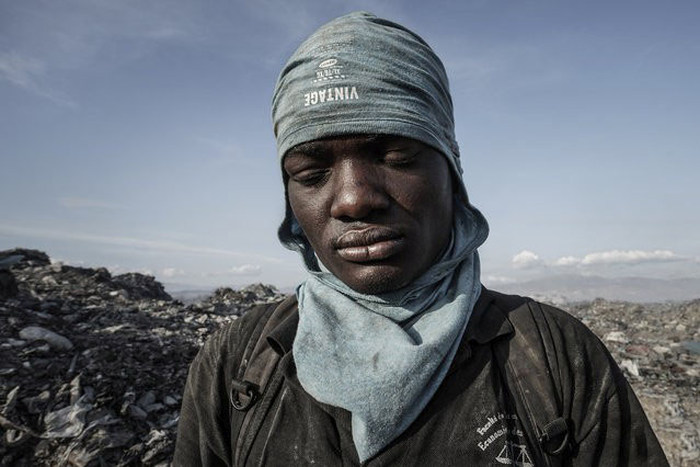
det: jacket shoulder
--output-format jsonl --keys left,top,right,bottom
{"left": 483, "top": 288, "right": 602, "bottom": 347}
{"left": 197, "top": 297, "right": 292, "bottom": 370}
{"left": 485, "top": 289, "right": 638, "bottom": 443}
{"left": 173, "top": 297, "right": 294, "bottom": 465}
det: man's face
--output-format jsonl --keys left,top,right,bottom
{"left": 284, "top": 135, "right": 454, "bottom": 294}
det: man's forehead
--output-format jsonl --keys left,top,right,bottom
{"left": 285, "top": 134, "right": 415, "bottom": 158}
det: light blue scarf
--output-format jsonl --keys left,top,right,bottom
{"left": 293, "top": 201, "right": 489, "bottom": 461}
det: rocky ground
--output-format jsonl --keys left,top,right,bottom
{"left": 0, "top": 248, "right": 697, "bottom": 466}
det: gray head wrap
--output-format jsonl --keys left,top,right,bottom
{"left": 273, "top": 11, "right": 463, "bottom": 179}
{"left": 272, "top": 11, "right": 476, "bottom": 262}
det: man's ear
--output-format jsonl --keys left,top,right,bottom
{"left": 279, "top": 154, "right": 320, "bottom": 271}
{"left": 277, "top": 197, "right": 320, "bottom": 272}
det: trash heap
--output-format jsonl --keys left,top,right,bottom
{"left": 566, "top": 299, "right": 699, "bottom": 466}
{"left": 0, "top": 249, "right": 282, "bottom": 466}
{"left": 191, "top": 283, "right": 284, "bottom": 315}
{"left": 0, "top": 248, "right": 697, "bottom": 466}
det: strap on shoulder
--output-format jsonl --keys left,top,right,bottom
{"left": 230, "top": 295, "right": 298, "bottom": 466}
{"left": 492, "top": 296, "right": 571, "bottom": 466}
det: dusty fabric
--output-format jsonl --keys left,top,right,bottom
{"left": 293, "top": 201, "right": 488, "bottom": 460}
{"left": 173, "top": 289, "right": 669, "bottom": 466}
{"left": 271, "top": 11, "right": 468, "bottom": 201}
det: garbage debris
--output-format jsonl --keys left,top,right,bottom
{"left": 0, "top": 248, "right": 282, "bottom": 466}
{"left": 566, "top": 298, "right": 699, "bottom": 465}
{"left": 18, "top": 326, "right": 73, "bottom": 351}
{"left": 0, "top": 248, "right": 696, "bottom": 465}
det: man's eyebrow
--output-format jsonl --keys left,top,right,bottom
{"left": 286, "top": 141, "right": 327, "bottom": 159}
{"left": 360, "top": 134, "right": 385, "bottom": 144}
{"left": 357, "top": 134, "right": 392, "bottom": 149}
{"left": 367, "top": 135, "right": 416, "bottom": 151}
{"left": 286, "top": 135, "right": 405, "bottom": 159}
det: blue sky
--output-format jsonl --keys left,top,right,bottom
{"left": 1, "top": 0, "right": 699, "bottom": 291}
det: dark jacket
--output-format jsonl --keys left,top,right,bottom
{"left": 174, "top": 289, "right": 668, "bottom": 466}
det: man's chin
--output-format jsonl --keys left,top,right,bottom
{"left": 333, "top": 264, "right": 414, "bottom": 295}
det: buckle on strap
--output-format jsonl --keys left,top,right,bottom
{"left": 538, "top": 417, "right": 570, "bottom": 456}
{"left": 230, "top": 379, "right": 260, "bottom": 412}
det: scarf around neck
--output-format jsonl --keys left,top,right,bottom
{"left": 292, "top": 201, "right": 489, "bottom": 461}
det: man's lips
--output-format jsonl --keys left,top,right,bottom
{"left": 333, "top": 227, "right": 405, "bottom": 262}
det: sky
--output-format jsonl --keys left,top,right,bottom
{"left": 1, "top": 0, "right": 699, "bottom": 292}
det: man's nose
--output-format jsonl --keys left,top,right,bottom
{"left": 330, "top": 161, "right": 390, "bottom": 220}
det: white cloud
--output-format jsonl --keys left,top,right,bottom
{"left": 0, "top": 51, "right": 77, "bottom": 107}
{"left": 554, "top": 256, "right": 581, "bottom": 267}
{"left": 107, "top": 264, "right": 153, "bottom": 276}
{"left": 580, "top": 249, "right": 679, "bottom": 265}
{"left": 512, "top": 250, "right": 543, "bottom": 269}
{"left": 161, "top": 267, "right": 185, "bottom": 278}
{"left": 483, "top": 274, "right": 516, "bottom": 285}
{"left": 230, "top": 264, "right": 262, "bottom": 276}
{"left": 552, "top": 249, "right": 683, "bottom": 268}
{"left": 510, "top": 248, "right": 684, "bottom": 271}
{"left": 0, "top": 52, "right": 44, "bottom": 89}
{"left": 0, "top": 223, "right": 283, "bottom": 264}
{"left": 2, "top": 0, "right": 204, "bottom": 106}
{"left": 107, "top": 265, "right": 125, "bottom": 274}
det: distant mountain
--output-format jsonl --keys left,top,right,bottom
{"left": 168, "top": 288, "right": 215, "bottom": 304}
{"left": 164, "top": 282, "right": 296, "bottom": 302}
{"left": 491, "top": 274, "right": 700, "bottom": 303}
{"left": 166, "top": 276, "right": 700, "bottom": 304}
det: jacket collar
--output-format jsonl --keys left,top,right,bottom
{"left": 266, "top": 302, "right": 298, "bottom": 356}
{"left": 464, "top": 286, "right": 514, "bottom": 344}
{"left": 266, "top": 286, "right": 516, "bottom": 358}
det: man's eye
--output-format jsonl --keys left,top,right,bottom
{"left": 383, "top": 151, "right": 416, "bottom": 166}
{"left": 293, "top": 170, "right": 328, "bottom": 187}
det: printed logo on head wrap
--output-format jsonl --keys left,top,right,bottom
{"left": 304, "top": 57, "right": 360, "bottom": 107}
{"left": 313, "top": 58, "right": 344, "bottom": 82}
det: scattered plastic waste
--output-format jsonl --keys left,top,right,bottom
{"left": 0, "top": 248, "right": 696, "bottom": 465}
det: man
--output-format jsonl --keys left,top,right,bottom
{"left": 174, "top": 12, "right": 667, "bottom": 466}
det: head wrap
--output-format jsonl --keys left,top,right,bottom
{"left": 273, "top": 11, "right": 473, "bottom": 262}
